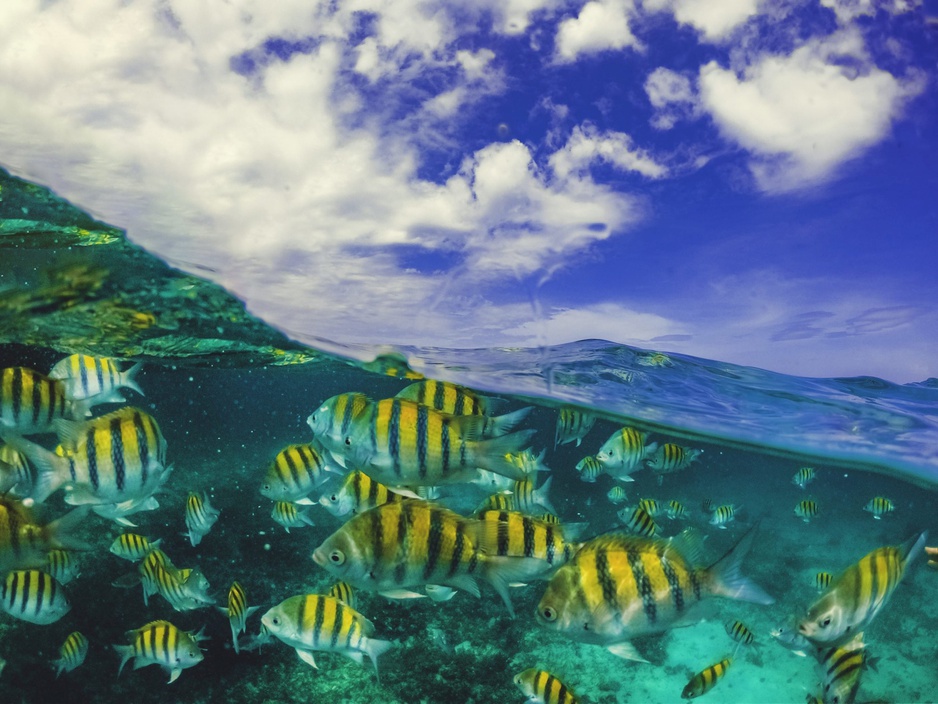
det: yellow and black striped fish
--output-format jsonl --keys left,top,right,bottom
{"left": 476, "top": 509, "right": 579, "bottom": 580}
{"left": 138, "top": 548, "right": 213, "bottom": 612}
{"left": 537, "top": 528, "right": 773, "bottom": 661}
{"left": 318, "top": 470, "right": 404, "bottom": 518}
{"left": 327, "top": 396, "right": 536, "bottom": 486}
{"left": 0, "top": 496, "right": 89, "bottom": 573}
{"left": 222, "top": 581, "right": 260, "bottom": 654}
{"left": 682, "top": 657, "right": 732, "bottom": 699}
{"left": 511, "top": 475, "right": 555, "bottom": 515}
{"left": 328, "top": 581, "right": 357, "bottom": 609}
{"left": 109, "top": 533, "right": 161, "bottom": 562}
{"left": 0, "top": 568, "right": 71, "bottom": 624}
{"left": 184, "top": 492, "right": 220, "bottom": 547}
{"left": 312, "top": 499, "right": 530, "bottom": 616}
{"left": 709, "top": 504, "right": 739, "bottom": 528}
{"left": 815, "top": 632, "right": 876, "bottom": 704}
{"left": 863, "top": 496, "right": 894, "bottom": 519}
{"left": 0, "top": 443, "right": 32, "bottom": 495}
{"left": 792, "top": 466, "right": 816, "bottom": 489}
{"left": 607, "top": 486, "right": 628, "bottom": 504}
{"left": 0, "top": 367, "right": 74, "bottom": 434}
{"left": 667, "top": 500, "right": 687, "bottom": 519}
{"left": 45, "top": 549, "right": 80, "bottom": 584}
{"left": 814, "top": 571, "right": 833, "bottom": 591}
{"left": 798, "top": 531, "right": 927, "bottom": 646}
{"left": 554, "top": 406, "right": 596, "bottom": 448}
{"left": 795, "top": 499, "right": 819, "bottom": 523}
{"left": 574, "top": 455, "right": 605, "bottom": 483}
{"left": 725, "top": 619, "right": 755, "bottom": 648}
{"left": 260, "top": 442, "right": 339, "bottom": 503}
{"left": 307, "top": 392, "right": 375, "bottom": 457}
{"left": 271, "top": 501, "right": 315, "bottom": 532}
{"left": 637, "top": 498, "right": 665, "bottom": 517}
{"left": 646, "top": 443, "right": 702, "bottom": 474}
{"left": 396, "top": 379, "right": 491, "bottom": 416}
{"left": 113, "top": 620, "right": 204, "bottom": 683}
{"left": 617, "top": 505, "right": 658, "bottom": 537}
{"left": 7, "top": 406, "right": 169, "bottom": 507}
{"left": 513, "top": 667, "right": 580, "bottom": 704}
{"left": 475, "top": 491, "right": 516, "bottom": 515}
{"left": 595, "top": 426, "right": 657, "bottom": 481}
{"left": 49, "top": 354, "right": 143, "bottom": 404}
{"left": 53, "top": 631, "right": 89, "bottom": 676}
{"left": 260, "top": 593, "right": 393, "bottom": 676}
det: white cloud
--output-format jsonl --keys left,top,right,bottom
{"left": 502, "top": 303, "right": 684, "bottom": 346}
{"left": 549, "top": 123, "right": 667, "bottom": 179}
{"left": 645, "top": 0, "right": 761, "bottom": 41}
{"left": 644, "top": 67, "right": 697, "bottom": 129}
{"left": 554, "top": 0, "right": 642, "bottom": 62}
{"left": 820, "top": 0, "right": 914, "bottom": 24}
{"left": 698, "top": 30, "right": 924, "bottom": 191}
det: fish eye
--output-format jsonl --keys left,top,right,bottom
{"left": 541, "top": 606, "right": 557, "bottom": 622}
{"left": 820, "top": 616, "right": 831, "bottom": 628}
{"left": 344, "top": 437, "right": 352, "bottom": 446}
{"left": 330, "top": 495, "right": 338, "bottom": 502}
{"left": 272, "top": 617, "right": 280, "bottom": 626}
{"left": 263, "top": 484, "right": 270, "bottom": 491}
{"left": 330, "top": 550, "right": 346, "bottom": 565}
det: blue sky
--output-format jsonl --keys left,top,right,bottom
{"left": 0, "top": 0, "right": 936, "bottom": 382}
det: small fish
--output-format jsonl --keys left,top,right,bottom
{"left": 113, "top": 620, "right": 205, "bottom": 683}
{"left": 49, "top": 354, "right": 143, "bottom": 406}
{"left": 709, "top": 504, "right": 739, "bottom": 528}
{"left": 554, "top": 407, "right": 596, "bottom": 448}
{"left": 637, "top": 498, "right": 665, "bottom": 517}
{"left": 260, "top": 594, "right": 393, "bottom": 677}
{"left": 0, "top": 443, "right": 32, "bottom": 495}
{"left": 271, "top": 501, "right": 316, "bottom": 533}
{"left": 512, "top": 475, "right": 555, "bottom": 515}
{"left": 328, "top": 581, "right": 357, "bottom": 609}
{"left": 319, "top": 470, "right": 407, "bottom": 518}
{"left": 606, "top": 486, "right": 628, "bottom": 504}
{"left": 53, "top": 631, "right": 89, "bottom": 676}
{"left": 667, "top": 500, "right": 687, "bottom": 519}
{"left": 45, "top": 549, "right": 80, "bottom": 584}
{"left": 617, "top": 505, "right": 659, "bottom": 537}
{"left": 798, "top": 531, "right": 926, "bottom": 647}
{"left": 770, "top": 621, "right": 813, "bottom": 657}
{"left": 0, "top": 569, "right": 71, "bottom": 624}
{"left": 502, "top": 447, "right": 551, "bottom": 475}
{"left": 725, "top": 620, "right": 755, "bottom": 648}
{"left": 259, "top": 442, "right": 340, "bottom": 504}
{"left": 513, "top": 667, "right": 580, "bottom": 703}
{"left": 184, "top": 492, "right": 220, "bottom": 547}
{"left": 792, "top": 467, "right": 816, "bottom": 489}
{"left": 138, "top": 549, "right": 214, "bottom": 612}
{"left": 0, "top": 367, "right": 77, "bottom": 434}
{"left": 795, "top": 500, "right": 819, "bottom": 523}
{"left": 646, "top": 444, "right": 701, "bottom": 474}
{"left": 863, "top": 496, "right": 894, "bottom": 519}
{"left": 0, "top": 497, "right": 89, "bottom": 573}
{"left": 815, "top": 632, "right": 877, "bottom": 704}
{"left": 574, "top": 455, "right": 605, "bottom": 483}
{"left": 425, "top": 584, "right": 457, "bottom": 602}
{"left": 814, "top": 572, "right": 833, "bottom": 591}
{"left": 221, "top": 581, "right": 260, "bottom": 654}
{"left": 594, "top": 427, "right": 657, "bottom": 481}
{"left": 682, "top": 657, "right": 732, "bottom": 699}
{"left": 701, "top": 498, "right": 714, "bottom": 513}
{"left": 109, "top": 533, "right": 162, "bottom": 562}
{"left": 92, "top": 495, "right": 160, "bottom": 527}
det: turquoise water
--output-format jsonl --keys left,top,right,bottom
{"left": 1, "top": 342, "right": 937, "bottom": 704}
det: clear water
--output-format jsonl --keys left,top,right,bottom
{"left": 1, "top": 171, "right": 937, "bottom": 703}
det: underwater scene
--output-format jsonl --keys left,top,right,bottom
{"left": 2, "top": 171, "right": 938, "bottom": 704}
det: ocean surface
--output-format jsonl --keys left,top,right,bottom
{"left": 2, "top": 170, "right": 937, "bottom": 703}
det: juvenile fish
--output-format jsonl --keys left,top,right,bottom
{"left": 814, "top": 572, "right": 833, "bottom": 591}
{"left": 113, "top": 620, "right": 204, "bottom": 683}
{"left": 184, "top": 492, "right": 220, "bottom": 547}
{"left": 617, "top": 505, "right": 659, "bottom": 537}
{"left": 574, "top": 455, "right": 605, "bottom": 483}
{"left": 1, "top": 569, "right": 71, "bottom": 624}
{"left": 512, "top": 475, "right": 555, "bottom": 515}
{"left": 514, "top": 667, "right": 580, "bottom": 704}
{"left": 815, "top": 632, "right": 876, "bottom": 704}
{"left": 667, "top": 500, "right": 688, "bottom": 519}
{"left": 725, "top": 619, "right": 756, "bottom": 650}
{"left": 45, "top": 549, "right": 80, "bottom": 584}
{"left": 109, "top": 533, "right": 161, "bottom": 562}
{"left": 318, "top": 470, "right": 404, "bottom": 518}
{"left": 271, "top": 501, "right": 316, "bottom": 532}
{"left": 555, "top": 407, "right": 596, "bottom": 448}
{"left": 863, "top": 496, "right": 894, "bottom": 519}
{"left": 709, "top": 504, "right": 739, "bottom": 528}
{"left": 220, "top": 581, "right": 260, "bottom": 654}
{"left": 795, "top": 500, "right": 819, "bottom": 523}
{"left": 607, "top": 486, "right": 628, "bottom": 504}
{"left": 594, "top": 427, "right": 657, "bottom": 481}
{"left": 53, "top": 631, "right": 89, "bottom": 676}
{"left": 49, "top": 355, "right": 143, "bottom": 406}
{"left": 682, "top": 657, "right": 732, "bottom": 699}
{"left": 646, "top": 444, "right": 701, "bottom": 474}
{"left": 792, "top": 467, "right": 816, "bottom": 490}
{"left": 260, "top": 441, "right": 340, "bottom": 504}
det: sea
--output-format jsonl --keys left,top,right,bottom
{"left": 1, "top": 167, "right": 937, "bottom": 703}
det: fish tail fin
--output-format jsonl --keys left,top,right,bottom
{"left": 642, "top": 441, "right": 659, "bottom": 459}
{"left": 473, "top": 429, "right": 538, "bottom": 480}
{"left": 363, "top": 637, "right": 394, "bottom": 681}
{"left": 46, "top": 506, "right": 92, "bottom": 551}
{"left": 483, "top": 555, "right": 545, "bottom": 619}
{"left": 901, "top": 530, "right": 928, "bottom": 566}
{"left": 534, "top": 475, "right": 556, "bottom": 515}
{"left": 485, "top": 407, "right": 532, "bottom": 437}
{"left": 2, "top": 433, "right": 69, "bottom": 503}
{"left": 113, "top": 644, "right": 134, "bottom": 676}
{"left": 121, "top": 362, "right": 145, "bottom": 397}
{"left": 705, "top": 524, "right": 774, "bottom": 605}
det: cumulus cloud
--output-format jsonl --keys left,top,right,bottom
{"left": 644, "top": 67, "right": 698, "bottom": 129}
{"left": 698, "top": 30, "right": 924, "bottom": 191}
{"left": 645, "top": 0, "right": 761, "bottom": 41}
{"left": 502, "top": 303, "right": 684, "bottom": 346}
{"left": 554, "top": 0, "right": 642, "bottom": 62}
{"left": 549, "top": 123, "right": 668, "bottom": 179}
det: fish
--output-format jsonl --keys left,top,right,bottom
{"left": 667, "top": 500, "right": 688, "bottom": 519}
{"left": 311, "top": 499, "right": 532, "bottom": 616}
{"left": 502, "top": 447, "right": 551, "bottom": 476}
{"left": 863, "top": 497, "right": 894, "bottom": 519}
{"left": 138, "top": 549, "right": 214, "bottom": 611}
{"left": 0, "top": 443, "right": 32, "bottom": 495}
{"left": 48, "top": 354, "right": 143, "bottom": 406}
{"left": 109, "top": 533, "right": 161, "bottom": 562}
{"left": 574, "top": 455, "right": 605, "bottom": 483}
{"left": 617, "top": 505, "right": 659, "bottom": 537}
{"left": 306, "top": 392, "right": 373, "bottom": 458}
{"left": 0, "top": 569, "right": 71, "bottom": 624}
{"left": 594, "top": 427, "right": 657, "bottom": 481}
{"left": 793, "top": 467, "right": 816, "bottom": 489}
{"left": 607, "top": 486, "right": 628, "bottom": 504}
{"left": 318, "top": 470, "right": 405, "bottom": 518}
{"left": 475, "top": 509, "right": 580, "bottom": 582}
{"left": 184, "top": 492, "right": 220, "bottom": 547}
{"left": 554, "top": 407, "right": 596, "bottom": 448}
{"left": 424, "top": 584, "right": 457, "bottom": 602}
{"left": 798, "top": 530, "right": 927, "bottom": 647}
{"left": 91, "top": 495, "right": 160, "bottom": 527}
{"left": 328, "top": 581, "right": 357, "bottom": 609}
{"left": 682, "top": 657, "right": 732, "bottom": 699}
{"left": 637, "top": 498, "right": 665, "bottom": 517}
{"left": 814, "top": 572, "right": 834, "bottom": 591}
{"left": 113, "top": 620, "right": 205, "bottom": 683}
{"left": 815, "top": 631, "right": 877, "bottom": 704}
{"left": 0, "top": 497, "right": 90, "bottom": 573}
{"left": 45, "top": 549, "right": 80, "bottom": 584}
{"left": 646, "top": 443, "right": 702, "bottom": 474}
{"left": 475, "top": 492, "right": 516, "bottom": 514}
{"left": 701, "top": 498, "right": 714, "bottom": 514}
{"left": 511, "top": 475, "right": 555, "bottom": 515}
{"left": 725, "top": 619, "right": 756, "bottom": 649}
{"left": 771, "top": 620, "right": 814, "bottom": 657}
{"left": 395, "top": 380, "right": 531, "bottom": 437}
{"left": 259, "top": 441, "right": 341, "bottom": 504}
{"left": 6, "top": 406, "right": 170, "bottom": 507}
{"left": 795, "top": 499, "right": 819, "bottom": 523}
{"left": 221, "top": 581, "right": 260, "bottom": 654}
{"left": 53, "top": 631, "right": 89, "bottom": 676}
{"left": 709, "top": 504, "right": 739, "bottom": 528}
{"left": 0, "top": 367, "right": 78, "bottom": 434}
{"left": 513, "top": 667, "right": 580, "bottom": 704}
{"left": 320, "top": 396, "right": 536, "bottom": 486}
{"left": 271, "top": 501, "right": 316, "bottom": 532}
{"left": 260, "top": 594, "right": 393, "bottom": 678}
{"left": 470, "top": 469, "right": 517, "bottom": 494}
{"left": 536, "top": 526, "right": 773, "bottom": 662}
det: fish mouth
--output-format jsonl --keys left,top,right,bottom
{"left": 311, "top": 548, "right": 325, "bottom": 567}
